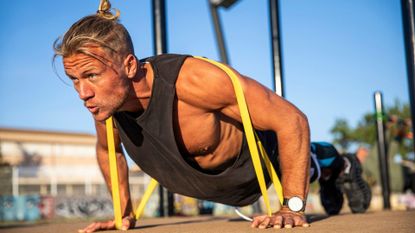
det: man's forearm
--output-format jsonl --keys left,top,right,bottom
{"left": 96, "top": 146, "right": 134, "bottom": 217}
{"left": 277, "top": 116, "right": 310, "bottom": 200}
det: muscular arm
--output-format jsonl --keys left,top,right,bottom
{"left": 95, "top": 120, "right": 134, "bottom": 218}
{"left": 178, "top": 57, "right": 310, "bottom": 228}
{"left": 179, "top": 57, "right": 310, "bottom": 200}
{"left": 78, "top": 120, "right": 135, "bottom": 233}
{"left": 239, "top": 77, "right": 311, "bottom": 200}
{"left": 235, "top": 74, "right": 310, "bottom": 228}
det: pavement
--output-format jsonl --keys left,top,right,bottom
{"left": 1, "top": 210, "right": 414, "bottom": 233}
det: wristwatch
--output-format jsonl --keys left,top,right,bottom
{"left": 283, "top": 196, "right": 306, "bottom": 212}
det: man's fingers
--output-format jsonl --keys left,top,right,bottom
{"left": 78, "top": 222, "right": 99, "bottom": 233}
{"left": 122, "top": 216, "right": 136, "bottom": 230}
{"left": 251, "top": 218, "right": 261, "bottom": 228}
{"left": 79, "top": 218, "right": 133, "bottom": 232}
{"left": 272, "top": 215, "right": 283, "bottom": 229}
{"left": 258, "top": 217, "right": 271, "bottom": 229}
{"left": 89, "top": 222, "right": 106, "bottom": 232}
{"left": 78, "top": 220, "right": 115, "bottom": 233}
{"left": 103, "top": 221, "right": 116, "bottom": 230}
{"left": 251, "top": 214, "right": 309, "bottom": 229}
{"left": 251, "top": 216, "right": 271, "bottom": 229}
{"left": 293, "top": 215, "right": 309, "bottom": 227}
{"left": 283, "top": 217, "right": 294, "bottom": 228}
{"left": 122, "top": 218, "right": 130, "bottom": 231}
{"left": 251, "top": 215, "right": 266, "bottom": 228}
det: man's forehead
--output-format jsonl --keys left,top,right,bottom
{"left": 63, "top": 54, "right": 100, "bottom": 74}
{"left": 64, "top": 52, "right": 99, "bottom": 64}
{"left": 63, "top": 49, "right": 112, "bottom": 68}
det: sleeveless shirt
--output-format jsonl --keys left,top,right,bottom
{"left": 113, "top": 54, "right": 278, "bottom": 207}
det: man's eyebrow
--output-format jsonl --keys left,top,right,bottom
{"left": 81, "top": 68, "right": 98, "bottom": 75}
{"left": 65, "top": 73, "right": 77, "bottom": 79}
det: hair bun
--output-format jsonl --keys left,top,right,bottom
{"left": 97, "top": 0, "right": 120, "bottom": 20}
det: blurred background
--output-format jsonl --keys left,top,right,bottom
{"left": 0, "top": 0, "right": 414, "bottom": 225}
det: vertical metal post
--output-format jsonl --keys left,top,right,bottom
{"left": 209, "top": 2, "right": 230, "bottom": 64}
{"left": 12, "top": 166, "right": 18, "bottom": 196}
{"left": 152, "top": 0, "right": 174, "bottom": 217}
{"left": 167, "top": 190, "right": 174, "bottom": 216}
{"left": 153, "top": 0, "right": 168, "bottom": 55}
{"left": 51, "top": 174, "right": 57, "bottom": 196}
{"left": 269, "top": 0, "right": 284, "bottom": 97}
{"left": 401, "top": 0, "right": 415, "bottom": 153}
{"left": 374, "top": 91, "right": 391, "bottom": 209}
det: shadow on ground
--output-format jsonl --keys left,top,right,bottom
{"left": 135, "top": 216, "right": 227, "bottom": 230}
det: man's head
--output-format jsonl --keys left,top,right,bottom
{"left": 54, "top": 13, "right": 134, "bottom": 62}
{"left": 54, "top": 3, "right": 138, "bottom": 121}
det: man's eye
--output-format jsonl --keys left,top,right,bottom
{"left": 87, "top": 73, "right": 97, "bottom": 79}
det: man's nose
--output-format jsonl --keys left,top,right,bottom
{"left": 78, "top": 82, "right": 94, "bottom": 101}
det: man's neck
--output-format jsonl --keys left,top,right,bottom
{"left": 120, "top": 62, "right": 153, "bottom": 113}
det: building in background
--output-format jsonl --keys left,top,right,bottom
{"left": 0, "top": 127, "right": 106, "bottom": 196}
{"left": 0, "top": 127, "right": 154, "bottom": 221}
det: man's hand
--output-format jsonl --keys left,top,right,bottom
{"left": 251, "top": 208, "right": 309, "bottom": 229}
{"left": 78, "top": 216, "right": 136, "bottom": 233}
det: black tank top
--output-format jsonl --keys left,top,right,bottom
{"left": 113, "top": 54, "right": 277, "bottom": 206}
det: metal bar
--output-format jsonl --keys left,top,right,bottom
{"left": 152, "top": 0, "right": 168, "bottom": 55}
{"left": 374, "top": 91, "right": 391, "bottom": 209}
{"left": 209, "top": 2, "right": 230, "bottom": 64}
{"left": 210, "top": 0, "right": 238, "bottom": 8}
{"left": 12, "top": 166, "right": 18, "bottom": 196}
{"left": 51, "top": 174, "right": 57, "bottom": 196}
{"left": 152, "top": 0, "right": 174, "bottom": 217}
{"left": 401, "top": 0, "right": 415, "bottom": 154}
{"left": 269, "top": 0, "right": 284, "bottom": 96}
{"left": 167, "top": 191, "right": 175, "bottom": 216}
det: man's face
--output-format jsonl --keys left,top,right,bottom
{"left": 63, "top": 48, "right": 130, "bottom": 121}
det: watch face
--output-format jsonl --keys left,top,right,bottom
{"left": 288, "top": 196, "right": 304, "bottom": 212}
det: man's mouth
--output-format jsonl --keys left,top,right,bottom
{"left": 86, "top": 105, "right": 99, "bottom": 114}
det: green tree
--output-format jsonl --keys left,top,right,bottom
{"left": 330, "top": 100, "right": 412, "bottom": 157}
{"left": 353, "top": 112, "right": 377, "bottom": 145}
{"left": 330, "top": 119, "right": 353, "bottom": 153}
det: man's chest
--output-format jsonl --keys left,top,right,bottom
{"left": 173, "top": 100, "right": 222, "bottom": 155}
{"left": 171, "top": 99, "right": 243, "bottom": 170}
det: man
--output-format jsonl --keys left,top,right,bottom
{"left": 54, "top": 5, "right": 370, "bottom": 233}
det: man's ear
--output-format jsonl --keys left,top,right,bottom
{"left": 123, "top": 54, "right": 137, "bottom": 78}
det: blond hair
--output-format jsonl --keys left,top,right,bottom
{"left": 53, "top": 0, "right": 134, "bottom": 63}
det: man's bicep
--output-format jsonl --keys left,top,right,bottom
{"left": 229, "top": 74, "right": 307, "bottom": 132}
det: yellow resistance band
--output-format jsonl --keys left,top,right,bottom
{"left": 135, "top": 178, "right": 158, "bottom": 220}
{"left": 105, "top": 117, "right": 160, "bottom": 222}
{"left": 256, "top": 134, "right": 284, "bottom": 205}
{"left": 105, "top": 117, "right": 123, "bottom": 229}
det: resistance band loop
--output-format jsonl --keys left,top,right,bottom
{"left": 105, "top": 117, "right": 123, "bottom": 229}
{"left": 195, "top": 56, "right": 284, "bottom": 216}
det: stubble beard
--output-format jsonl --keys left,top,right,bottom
{"left": 95, "top": 85, "right": 131, "bottom": 122}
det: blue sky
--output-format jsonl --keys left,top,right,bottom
{"left": 0, "top": 0, "right": 409, "bottom": 145}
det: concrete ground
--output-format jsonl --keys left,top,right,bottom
{"left": 1, "top": 210, "right": 414, "bottom": 233}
